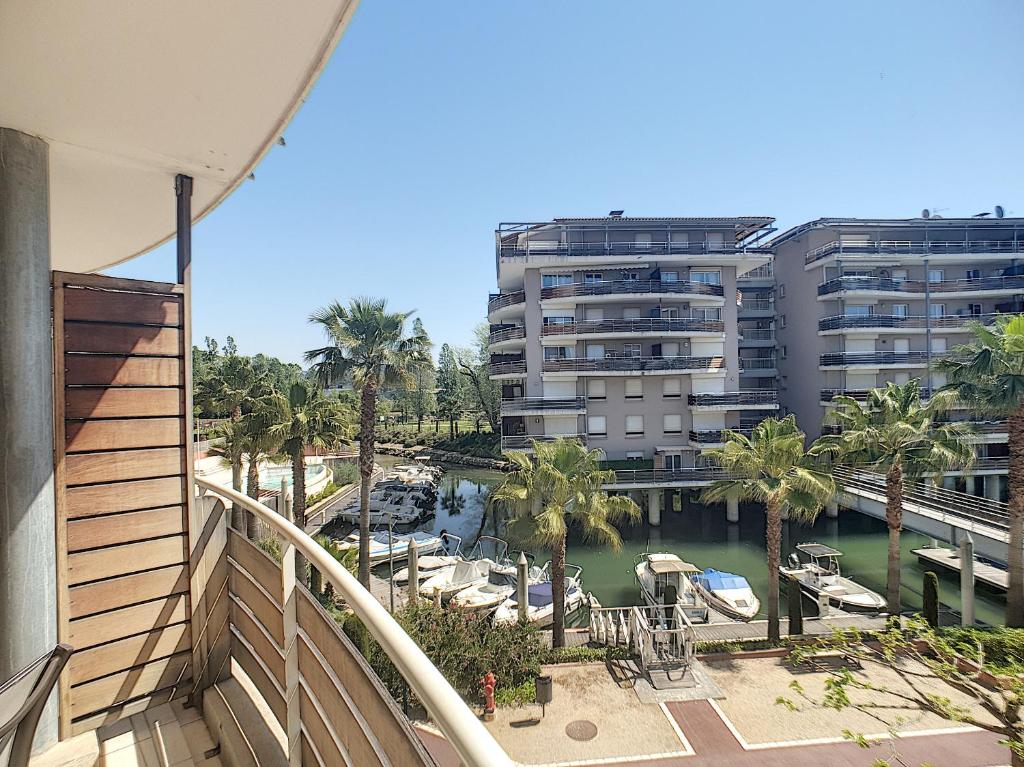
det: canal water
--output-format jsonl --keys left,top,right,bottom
{"left": 333, "top": 456, "right": 1006, "bottom": 626}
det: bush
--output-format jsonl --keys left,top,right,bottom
{"left": 373, "top": 430, "right": 502, "bottom": 459}
{"left": 923, "top": 571, "right": 940, "bottom": 628}
{"left": 941, "top": 626, "right": 1024, "bottom": 676}
{"left": 695, "top": 638, "right": 788, "bottom": 655}
{"left": 332, "top": 460, "right": 360, "bottom": 486}
{"left": 306, "top": 481, "right": 338, "bottom": 507}
{"left": 494, "top": 678, "right": 536, "bottom": 708}
{"left": 541, "top": 645, "right": 632, "bottom": 664}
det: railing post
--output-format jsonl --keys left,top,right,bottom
{"left": 280, "top": 501, "right": 302, "bottom": 766}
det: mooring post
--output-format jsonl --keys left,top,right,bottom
{"left": 960, "top": 535, "right": 975, "bottom": 626}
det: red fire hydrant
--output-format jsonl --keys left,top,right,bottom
{"left": 481, "top": 671, "right": 496, "bottom": 721}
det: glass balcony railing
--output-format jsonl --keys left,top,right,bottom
{"left": 689, "top": 428, "right": 752, "bottom": 443}
{"left": 540, "top": 279, "right": 724, "bottom": 300}
{"left": 806, "top": 239, "right": 1024, "bottom": 265}
{"left": 818, "top": 313, "right": 1000, "bottom": 332}
{"left": 542, "top": 356, "right": 724, "bottom": 373}
{"left": 541, "top": 318, "right": 725, "bottom": 336}
{"left": 501, "top": 433, "right": 588, "bottom": 450}
{"left": 688, "top": 390, "right": 779, "bottom": 407}
{"left": 819, "top": 351, "right": 951, "bottom": 367}
{"left": 499, "top": 241, "right": 769, "bottom": 259}
{"left": 499, "top": 396, "right": 586, "bottom": 413}
{"left": 818, "top": 275, "right": 1024, "bottom": 297}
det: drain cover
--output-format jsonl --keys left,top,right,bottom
{"left": 565, "top": 720, "right": 598, "bottom": 741}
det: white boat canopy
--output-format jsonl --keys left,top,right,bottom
{"left": 796, "top": 543, "right": 843, "bottom": 558}
{"left": 649, "top": 559, "right": 700, "bottom": 575}
{"left": 0, "top": 0, "right": 359, "bottom": 272}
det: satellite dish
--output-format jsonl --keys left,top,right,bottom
{"left": 996, "top": 205, "right": 1005, "bottom": 219}
{"left": 922, "top": 209, "right": 931, "bottom": 219}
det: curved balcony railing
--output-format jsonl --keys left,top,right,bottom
{"left": 609, "top": 467, "right": 735, "bottom": 485}
{"left": 488, "top": 325, "right": 526, "bottom": 344}
{"left": 689, "top": 428, "right": 752, "bottom": 444}
{"left": 818, "top": 313, "right": 1000, "bottom": 332}
{"left": 500, "top": 396, "right": 586, "bottom": 414}
{"left": 541, "top": 318, "right": 725, "bottom": 337}
{"left": 818, "top": 275, "right": 1024, "bottom": 297}
{"left": 542, "top": 356, "right": 723, "bottom": 374}
{"left": 488, "top": 360, "right": 527, "bottom": 376}
{"left": 500, "top": 241, "right": 767, "bottom": 259}
{"left": 806, "top": 239, "right": 1024, "bottom": 265}
{"left": 819, "top": 351, "right": 952, "bottom": 367}
{"left": 540, "top": 279, "right": 724, "bottom": 301}
{"left": 688, "top": 390, "right": 779, "bottom": 407}
{"left": 501, "top": 433, "right": 588, "bottom": 450}
{"left": 195, "top": 478, "right": 514, "bottom": 767}
{"left": 487, "top": 290, "right": 526, "bottom": 314}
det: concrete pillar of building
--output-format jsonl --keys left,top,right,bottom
{"left": 726, "top": 497, "right": 739, "bottom": 523}
{"left": 0, "top": 128, "right": 57, "bottom": 749}
{"left": 985, "top": 475, "right": 1002, "bottom": 502}
{"left": 647, "top": 488, "right": 662, "bottom": 527}
{"left": 825, "top": 500, "right": 839, "bottom": 519}
{"left": 960, "top": 536, "right": 975, "bottom": 627}
{"left": 663, "top": 489, "right": 674, "bottom": 515}
{"left": 964, "top": 476, "right": 977, "bottom": 496}
{"left": 942, "top": 476, "right": 957, "bottom": 491}
{"left": 677, "top": 490, "right": 687, "bottom": 514}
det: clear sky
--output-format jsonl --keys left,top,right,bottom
{"left": 110, "top": 1, "right": 1023, "bottom": 364}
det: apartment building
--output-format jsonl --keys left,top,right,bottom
{"left": 772, "top": 216, "right": 1024, "bottom": 502}
{"left": 487, "top": 215, "right": 780, "bottom": 519}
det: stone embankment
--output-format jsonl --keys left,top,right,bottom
{"left": 375, "top": 443, "right": 510, "bottom": 471}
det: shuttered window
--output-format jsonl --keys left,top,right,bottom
{"left": 663, "top": 414, "right": 682, "bottom": 434}
{"left": 663, "top": 378, "right": 682, "bottom": 398}
{"left": 625, "top": 415, "right": 644, "bottom": 435}
{"left": 624, "top": 378, "right": 643, "bottom": 399}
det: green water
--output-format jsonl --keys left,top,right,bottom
{"left": 354, "top": 457, "right": 1007, "bottom": 626}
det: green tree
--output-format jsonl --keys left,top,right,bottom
{"left": 305, "top": 297, "right": 430, "bottom": 587}
{"left": 489, "top": 437, "right": 641, "bottom": 648}
{"left": 937, "top": 314, "right": 1024, "bottom": 627}
{"left": 436, "top": 343, "right": 465, "bottom": 433}
{"left": 701, "top": 416, "right": 835, "bottom": 641}
{"left": 457, "top": 323, "right": 500, "bottom": 432}
{"left": 407, "top": 318, "right": 436, "bottom": 431}
{"left": 817, "top": 380, "right": 974, "bottom": 615}
{"left": 207, "top": 420, "right": 248, "bottom": 531}
{"left": 196, "top": 353, "right": 260, "bottom": 420}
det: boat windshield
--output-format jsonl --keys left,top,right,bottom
{"left": 487, "top": 568, "right": 516, "bottom": 588}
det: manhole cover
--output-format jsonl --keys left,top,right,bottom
{"left": 565, "top": 720, "right": 598, "bottom": 741}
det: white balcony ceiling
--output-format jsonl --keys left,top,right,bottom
{"left": 0, "top": 0, "right": 359, "bottom": 272}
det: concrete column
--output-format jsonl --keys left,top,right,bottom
{"left": 647, "top": 488, "right": 662, "bottom": 527}
{"left": 985, "top": 475, "right": 1002, "bottom": 502}
{"left": 960, "top": 536, "right": 975, "bottom": 627}
{"left": 0, "top": 128, "right": 57, "bottom": 749}
{"left": 964, "top": 476, "right": 977, "bottom": 496}
{"left": 942, "top": 476, "right": 956, "bottom": 491}
{"left": 825, "top": 500, "right": 839, "bottom": 519}
{"left": 726, "top": 497, "right": 739, "bottom": 523}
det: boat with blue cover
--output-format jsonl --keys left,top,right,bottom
{"left": 690, "top": 568, "right": 760, "bottom": 621}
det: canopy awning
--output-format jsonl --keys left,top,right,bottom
{"left": 1, "top": 0, "right": 359, "bottom": 272}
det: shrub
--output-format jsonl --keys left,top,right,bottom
{"left": 695, "top": 638, "right": 788, "bottom": 655}
{"left": 541, "top": 645, "right": 632, "bottom": 664}
{"left": 255, "top": 536, "right": 282, "bottom": 562}
{"left": 494, "top": 678, "right": 536, "bottom": 708}
{"left": 332, "top": 460, "right": 360, "bottom": 486}
{"left": 941, "top": 626, "right": 1024, "bottom": 676}
{"left": 306, "top": 481, "right": 338, "bottom": 507}
{"left": 923, "top": 571, "right": 940, "bottom": 628}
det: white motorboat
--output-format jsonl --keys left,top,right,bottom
{"left": 417, "top": 536, "right": 508, "bottom": 600}
{"left": 334, "top": 531, "right": 443, "bottom": 565}
{"left": 392, "top": 534, "right": 463, "bottom": 585}
{"left": 450, "top": 560, "right": 546, "bottom": 615}
{"left": 635, "top": 553, "right": 709, "bottom": 624}
{"left": 492, "top": 565, "right": 586, "bottom": 627}
{"left": 335, "top": 500, "right": 420, "bottom": 526}
{"left": 780, "top": 543, "right": 886, "bottom": 613}
{"left": 691, "top": 568, "right": 760, "bottom": 621}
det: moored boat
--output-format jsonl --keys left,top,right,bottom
{"left": 780, "top": 543, "right": 886, "bottom": 613}
{"left": 492, "top": 564, "right": 586, "bottom": 627}
{"left": 335, "top": 530, "right": 444, "bottom": 565}
{"left": 392, "top": 534, "right": 463, "bottom": 585}
{"left": 450, "top": 559, "right": 546, "bottom": 615}
{"left": 691, "top": 568, "right": 760, "bottom": 621}
{"left": 634, "top": 552, "right": 709, "bottom": 624}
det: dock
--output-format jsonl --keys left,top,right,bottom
{"left": 690, "top": 613, "right": 889, "bottom": 643}
{"left": 912, "top": 546, "right": 1008, "bottom": 591}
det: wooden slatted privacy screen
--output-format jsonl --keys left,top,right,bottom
{"left": 52, "top": 271, "right": 194, "bottom": 736}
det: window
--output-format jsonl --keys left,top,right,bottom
{"left": 622, "top": 343, "right": 641, "bottom": 358}
{"left": 706, "top": 232, "right": 725, "bottom": 251}
{"left": 845, "top": 305, "right": 873, "bottom": 316}
{"left": 892, "top": 269, "right": 908, "bottom": 283}
{"left": 584, "top": 307, "right": 604, "bottom": 321}
{"left": 663, "top": 414, "right": 682, "bottom": 434}
{"left": 625, "top": 378, "right": 643, "bottom": 399}
{"left": 625, "top": 415, "right": 644, "bottom": 436}
{"left": 543, "top": 315, "right": 573, "bottom": 326}
{"left": 670, "top": 231, "right": 689, "bottom": 249}
{"left": 664, "top": 453, "right": 683, "bottom": 470}
{"left": 634, "top": 233, "right": 652, "bottom": 249}
{"left": 780, "top": 345, "right": 787, "bottom": 358}
{"left": 587, "top": 415, "right": 607, "bottom": 436}
{"left": 662, "top": 342, "right": 680, "bottom": 357}
{"left": 584, "top": 272, "right": 603, "bottom": 284}
{"left": 586, "top": 343, "right": 605, "bottom": 360}
{"left": 621, "top": 271, "right": 639, "bottom": 281}
{"left": 779, "top": 314, "right": 786, "bottom": 328}
{"left": 965, "top": 269, "right": 981, "bottom": 280}
{"left": 542, "top": 273, "right": 572, "bottom": 288}
{"left": 661, "top": 307, "right": 679, "bottom": 319}
{"left": 693, "top": 307, "right": 722, "bottom": 321}
{"left": 928, "top": 269, "right": 944, "bottom": 283}
{"left": 968, "top": 304, "right": 982, "bottom": 316}
{"left": 892, "top": 304, "right": 908, "bottom": 318}
{"left": 622, "top": 307, "right": 642, "bottom": 320}
{"left": 661, "top": 271, "right": 679, "bottom": 282}
{"left": 544, "top": 346, "right": 574, "bottom": 360}
{"left": 778, "top": 284, "right": 786, "bottom": 298}
{"left": 626, "top": 451, "right": 645, "bottom": 461}
{"left": 691, "top": 270, "right": 722, "bottom": 285}
{"left": 586, "top": 379, "right": 606, "bottom": 400}
{"left": 663, "top": 378, "right": 682, "bottom": 398}
{"left": 929, "top": 303, "right": 946, "bottom": 318}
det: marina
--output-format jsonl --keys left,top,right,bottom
{"left": 912, "top": 545, "right": 1009, "bottom": 592}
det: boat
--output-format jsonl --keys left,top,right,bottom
{"left": 417, "top": 536, "right": 509, "bottom": 600}
{"left": 334, "top": 500, "right": 421, "bottom": 526}
{"left": 780, "top": 543, "right": 886, "bottom": 612}
{"left": 691, "top": 568, "right": 760, "bottom": 621}
{"left": 450, "top": 558, "right": 546, "bottom": 615}
{"left": 634, "top": 553, "right": 709, "bottom": 623}
{"left": 334, "top": 530, "right": 444, "bottom": 565}
{"left": 392, "top": 534, "right": 463, "bottom": 585}
{"left": 492, "top": 564, "right": 586, "bottom": 627}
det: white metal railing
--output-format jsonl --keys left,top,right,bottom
{"left": 589, "top": 605, "right": 695, "bottom": 674}
{"left": 195, "top": 478, "right": 515, "bottom": 767}
{"left": 806, "top": 238, "right": 1024, "bottom": 264}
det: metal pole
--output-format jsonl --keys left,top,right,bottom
{"left": 175, "top": 174, "right": 193, "bottom": 282}
{"left": 960, "top": 535, "right": 975, "bottom": 626}
{"left": 408, "top": 538, "right": 419, "bottom": 604}
{"left": 516, "top": 552, "right": 529, "bottom": 624}
{"left": 388, "top": 514, "right": 395, "bottom": 613}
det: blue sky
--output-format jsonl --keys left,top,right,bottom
{"left": 111, "top": 1, "right": 1023, "bottom": 364}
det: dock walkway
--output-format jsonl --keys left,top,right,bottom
{"left": 912, "top": 546, "right": 1008, "bottom": 591}
{"left": 690, "top": 613, "right": 888, "bottom": 643}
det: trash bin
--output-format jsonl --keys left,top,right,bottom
{"left": 535, "top": 674, "right": 552, "bottom": 716}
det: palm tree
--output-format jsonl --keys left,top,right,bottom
{"left": 701, "top": 416, "right": 835, "bottom": 641}
{"left": 817, "top": 380, "right": 974, "bottom": 616}
{"left": 936, "top": 315, "right": 1024, "bottom": 626}
{"left": 208, "top": 420, "right": 247, "bottom": 530}
{"left": 253, "top": 380, "right": 352, "bottom": 530}
{"left": 489, "top": 437, "right": 641, "bottom": 648}
{"left": 305, "top": 298, "right": 430, "bottom": 587}
{"left": 198, "top": 354, "right": 260, "bottom": 420}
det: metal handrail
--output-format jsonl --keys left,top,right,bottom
{"left": 688, "top": 390, "right": 778, "bottom": 407}
{"left": 689, "top": 429, "right": 752, "bottom": 443}
{"left": 818, "top": 274, "right": 1024, "bottom": 297}
{"left": 610, "top": 467, "right": 734, "bottom": 484}
{"left": 540, "top": 279, "right": 725, "bottom": 300}
{"left": 195, "top": 478, "right": 515, "bottom": 767}
{"left": 739, "top": 357, "right": 776, "bottom": 370}
{"left": 818, "top": 313, "right": 1001, "bottom": 332}
{"left": 487, "top": 290, "right": 526, "bottom": 313}
{"left": 499, "top": 397, "right": 586, "bottom": 413}
{"left": 499, "top": 241, "right": 770, "bottom": 258}
{"left": 806, "top": 239, "right": 1024, "bottom": 264}
{"left": 740, "top": 264, "right": 774, "bottom": 279}
{"left": 739, "top": 328, "right": 775, "bottom": 341}
{"left": 540, "top": 318, "right": 725, "bottom": 336}
{"left": 738, "top": 299, "right": 772, "bottom": 311}
{"left": 501, "top": 434, "right": 588, "bottom": 449}
{"left": 542, "top": 356, "right": 723, "bottom": 373}
{"left": 819, "top": 351, "right": 946, "bottom": 367}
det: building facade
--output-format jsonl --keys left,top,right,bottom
{"left": 772, "top": 216, "right": 1024, "bottom": 501}
{"left": 487, "top": 215, "right": 780, "bottom": 518}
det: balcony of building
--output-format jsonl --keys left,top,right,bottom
{"left": 805, "top": 238, "right": 1024, "bottom": 266}
{"left": 499, "top": 396, "right": 587, "bottom": 416}
{"left": 688, "top": 428, "right": 752, "bottom": 447}
{"left": 687, "top": 390, "right": 779, "bottom": 410}
{"left": 818, "top": 351, "right": 949, "bottom": 369}
{"left": 487, "top": 323, "right": 526, "bottom": 350}
{"left": 488, "top": 354, "right": 527, "bottom": 379}
{"left": 819, "top": 387, "right": 969, "bottom": 408}
{"left": 540, "top": 317, "right": 725, "bottom": 342}
{"left": 542, "top": 355, "right": 725, "bottom": 376}
{"left": 736, "top": 295, "right": 773, "bottom": 317}
{"left": 739, "top": 356, "right": 777, "bottom": 376}
{"left": 500, "top": 433, "right": 588, "bottom": 451}
{"left": 817, "top": 274, "right": 1024, "bottom": 300}
{"left": 818, "top": 312, "right": 1000, "bottom": 335}
{"left": 737, "top": 327, "right": 776, "bottom": 347}
{"left": 486, "top": 290, "right": 526, "bottom": 322}
{"left": 737, "top": 262, "right": 774, "bottom": 286}
{"left": 606, "top": 466, "right": 734, "bottom": 489}
{"left": 539, "top": 279, "right": 725, "bottom": 305}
